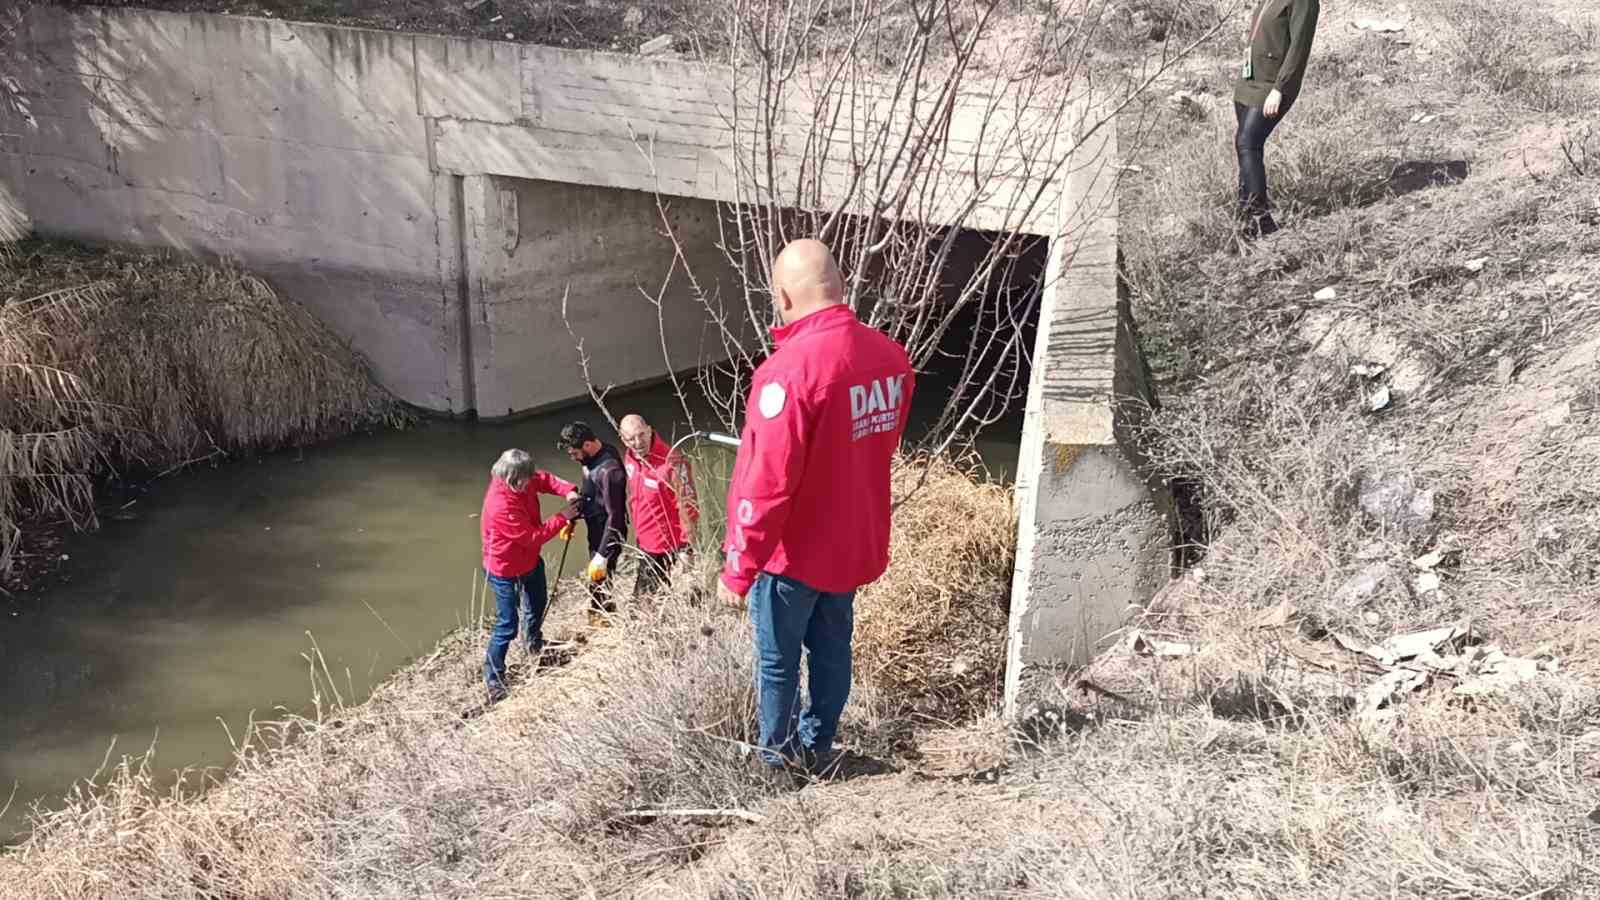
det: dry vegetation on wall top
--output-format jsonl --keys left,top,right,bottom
{"left": 0, "top": 240, "right": 404, "bottom": 584}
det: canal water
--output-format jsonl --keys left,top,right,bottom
{"left": 0, "top": 381, "right": 1021, "bottom": 840}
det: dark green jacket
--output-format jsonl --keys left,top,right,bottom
{"left": 1233, "top": 0, "right": 1320, "bottom": 110}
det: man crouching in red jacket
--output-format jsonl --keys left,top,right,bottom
{"left": 718, "top": 238, "right": 914, "bottom": 778}
{"left": 481, "top": 448, "right": 580, "bottom": 704}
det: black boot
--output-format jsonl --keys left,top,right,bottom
{"left": 1241, "top": 209, "right": 1280, "bottom": 241}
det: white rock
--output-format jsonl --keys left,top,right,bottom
{"left": 640, "top": 34, "right": 675, "bottom": 55}
{"left": 1314, "top": 286, "right": 1339, "bottom": 301}
{"left": 1354, "top": 18, "right": 1407, "bottom": 32}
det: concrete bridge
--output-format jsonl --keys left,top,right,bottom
{"left": 1, "top": 5, "right": 1171, "bottom": 709}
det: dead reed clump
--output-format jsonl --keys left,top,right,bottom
{"left": 853, "top": 456, "right": 1016, "bottom": 724}
{"left": 0, "top": 240, "right": 405, "bottom": 579}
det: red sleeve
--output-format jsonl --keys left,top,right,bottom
{"left": 721, "top": 375, "right": 811, "bottom": 595}
{"left": 528, "top": 470, "right": 578, "bottom": 498}
{"left": 531, "top": 512, "right": 571, "bottom": 546}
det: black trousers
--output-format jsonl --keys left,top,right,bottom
{"left": 633, "top": 548, "right": 682, "bottom": 601}
{"left": 1234, "top": 101, "right": 1286, "bottom": 223}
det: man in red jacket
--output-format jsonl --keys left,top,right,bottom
{"left": 718, "top": 238, "right": 914, "bottom": 777}
{"left": 480, "top": 448, "right": 580, "bottom": 704}
{"left": 619, "top": 413, "right": 698, "bottom": 600}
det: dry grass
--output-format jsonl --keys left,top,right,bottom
{"left": 855, "top": 456, "right": 1015, "bottom": 723}
{"left": 0, "top": 240, "right": 403, "bottom": 581}
{"left": 1431, "top": 0, "right": 1598, "bottom": 114}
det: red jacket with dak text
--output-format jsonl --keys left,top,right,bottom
{"left": 481, "top": 471, "right": 578, "bottom": 578}
{"left": 625, "top": 433, "right": 699, "bottom": 555}
{"left": 722, "top": 304, "right": 915, "bottom": 595}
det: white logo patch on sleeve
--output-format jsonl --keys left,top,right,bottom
{"left": 758, "top": 382, "right": 787, "bottom": 419}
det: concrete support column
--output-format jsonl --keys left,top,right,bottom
{"left": 1003, "top": 113, "right": 1172, "bottom": 713}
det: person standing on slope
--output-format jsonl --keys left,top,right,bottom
{"left": 718, "top": 238, "right": 915, "bottom": 780}
{"left": 559, "top": 422, "right": 628, "bottom": 625}
{"left": 480, "top": 449, "right": 580, "bottom": 704}
{"left": 1234, "top": 0, "right": 1320, "bottom": 239}
{"left": 619, "top": 413, "right": 699, "bottom": 601}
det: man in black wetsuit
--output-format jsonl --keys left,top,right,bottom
{"left": 558, "top": 422, "right": 628, "bottom": 624}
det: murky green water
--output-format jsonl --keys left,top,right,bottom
{"left": 0, "top": 381, "right": 1020, "bottom": 840}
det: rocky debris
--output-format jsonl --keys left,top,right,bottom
{"left": 640, "top": 34, "right": 674, "bottom": 55}
{"left": 1169, "top": 91, "right": 1208, "bottom": 119}
{"left": 1358, "top": 470, "right": 1436, "bottom": 535}
{"left": 1301, "top": 313, "right": 1432, "bottom": 396}
{"left": 1495, "top": 356, "right": 1519, "bottom": 384}
{"left": 1333, "top": 562, "right": 1401, "bottom": 607}
{"left": 1353, "top": 18, "right": 1406, "bottom": 33}
{"left": 1130, "top": 629, "right": 1194, "bottom": 658}
{"left": 1250, "top": 618, "right": 1551, "bottom": 724}
{"left": 1314, "top": 286, "right": 1339, "bottom": 302}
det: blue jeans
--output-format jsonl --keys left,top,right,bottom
{"left": 483, "top": 560, "right": 549, "bottom": 691}
{"left": 748, "top": 573, "right": 855, "bottom": 766}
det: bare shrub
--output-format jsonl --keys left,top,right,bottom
{"left": 641, "top": 0, "right": 1221, "bottom": 452}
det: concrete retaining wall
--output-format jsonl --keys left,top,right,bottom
{"left": 1003, "top": 116, "right": 1173, "bottom": 712}
{"left": 0, "top": 6, "right": 739, "bottom": 415}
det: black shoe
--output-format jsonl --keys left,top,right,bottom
{"left": 803, "top": 748, "right": 842, "bottom": 780}
{"left": 747, "top": 752, "right": 806, "bottom": 792}
{"left": 486, "top": 685, "right": 509, "bottom": 706}
{"left": 1242, "top": 212, "right": 1280, "bottom": 241}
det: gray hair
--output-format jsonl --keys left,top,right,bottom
{"left": 492, "top": 448, "right": 535, "bottom": 490}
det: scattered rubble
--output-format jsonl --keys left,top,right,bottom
{"left": 640, "top": 34, "right": 675, "bottom": 55}
{"left": 1353, "top": 18, "right": 1407, "bottom": 33}
{"left": 1169, "top": 91, "right": 1208, "bottom": 119}
{"left": 1130, "top": 630, "right": 1195, "bottom": 658}
{"left": 1358, "top": 470, "right": 1436, "bottom": 535}
{"left": 1333, "top": 563, "right": 1399, "bottom": 607}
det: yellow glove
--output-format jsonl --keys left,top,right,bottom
{"left": 586, "top": 553, "right": 609, "bottom": 583}
{"left": 558, "top": 522, "right": 574, "bottom": 542}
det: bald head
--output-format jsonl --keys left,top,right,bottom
{"left": 771, "top": 238, "right": 845, "bottom": 325}
{"left": 619, "top": 414, "right": 652, "bottom": 456}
